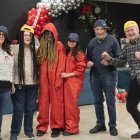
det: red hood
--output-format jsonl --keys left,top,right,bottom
{"left": 41, "top": 22, "right": 58, "bottom": 43}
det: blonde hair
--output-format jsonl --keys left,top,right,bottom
{"left": 37, "top": 31, "right": 57, "bottom": 68}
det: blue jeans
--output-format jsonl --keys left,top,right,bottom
{"left": 90, "top": 71, "right": 117, "bottom": 127}
{"left": 10, "top": 85, "right": 38, "bottom": 136}
{"left": 0, "top": 89, "right": 11, "bottom": 133}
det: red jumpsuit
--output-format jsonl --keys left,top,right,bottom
{"left": 64, "top": 50, "right": 87, "bottom": 134}
{"left": 36, "top": 23, "right": 66, "bottom": 132}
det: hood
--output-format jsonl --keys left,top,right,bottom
{"left": 41, "top": 22, "right": 58, "bottom": 43}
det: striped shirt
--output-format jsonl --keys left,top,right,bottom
{"left": 111, "top": 37, "right": 140, "bottom": 84}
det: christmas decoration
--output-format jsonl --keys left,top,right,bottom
{"left": 115, "top": 88, "right": 128, "bottom": 103}
{"left": 78, "top": 0, "right": 116, "bottom": 35}
{"left": 26, "top": 0, "right": 84, "bottom": 38}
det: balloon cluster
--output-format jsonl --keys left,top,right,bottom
{"left": 26, "top": 0, "right": 84, "bottom": 38}
{"left": 26, "top": 7, "right": 51, "bottom": 38}
{"left": 115, "top": 88, "right": 128, "bottom": 103}
{"left": 37, "top": 0, "right": 84, "bottom": 17}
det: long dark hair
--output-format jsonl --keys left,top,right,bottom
{"left": 37, "top": 31, "right": 56, "bottom": 68}
{"left": 18, "top": 31, "right": 38, "bottom": 84}
{"left": 1, "top": 37, "right": 12, "bottom": 55}
{"left": 65, "top": 41, "right": 82, "bottom": 59}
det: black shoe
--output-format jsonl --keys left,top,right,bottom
{"left": 51, "top": 128, "right": 60, "bottom": 138}
{"left": 109, "top": 127, "right": 118, "bottom": 136}
{"left": 36, "top": 130, "right": 46, "bottom": 137}
{"left": 89, "top": 125, "right": 106, "bottom": 134}
{"left": 25, "top": 133, "right": 35, "bottom": 140}
{"left": 10, "top": 135, "right": 17, "bottom": 140}
{"left": 131, "top": 131, "right": 140, "bottom": 138}
{"left": 63, "top": 131, "right": 77, "bottom": 136}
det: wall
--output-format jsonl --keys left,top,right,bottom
{"left": 0, "top": 1, "right": 139, "bottom": 50}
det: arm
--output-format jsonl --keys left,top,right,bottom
{"left": 72, "top": 52, "right": 87, "bottom": 77}
{"left": 102, "top": 46, "right": 127, "bottom": 67}
{"left": 61, "top": 52, "right": 87, "bottom": 78}
{"left": 86, "top": 41, "right": 94, "bottom": 68}
{"left": 55, "top": 41, "right": 66, "bottom": 89}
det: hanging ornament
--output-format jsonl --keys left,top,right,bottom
{"left": 95, "top": 7, "right": 101, "bottom": 14}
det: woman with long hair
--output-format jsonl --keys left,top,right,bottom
{"left": 0, "top": 26, "right": 14, "bottom": 140}
{"left": 36, "top": 23, "right": 66, "bottom": 138}
{"left": 10, "top": 25, "right": 38, "bottom": 140}
{"left": 61, "top": 33, "right": 87, "bottom": 136}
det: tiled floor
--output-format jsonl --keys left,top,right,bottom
{"left": 1, "top": 102, "right": 138, "bottom": 140}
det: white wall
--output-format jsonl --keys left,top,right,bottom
{"left": 95, "top": 0, "right": 140, "bottom": 4}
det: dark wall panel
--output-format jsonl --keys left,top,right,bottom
{"left": 0, "top": 1, "right": 139, "bottom": 50}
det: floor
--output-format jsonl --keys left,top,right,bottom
{"left": 1, "top": 102, "right": 138, "bottom": 140}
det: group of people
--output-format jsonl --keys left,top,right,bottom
{"left": 0, "top": 22, "right": 86, "bottom": 140}
{"left": 0, "top": 19, "right": 140, "bottom": 140}
{"left": 87, "top": 19, "right": 140, "bottom": 139}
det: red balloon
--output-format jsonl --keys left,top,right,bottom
{"left": 28, "top": 17, "right": 33, "bottom": 22}
{"left": 26, "top": 21, "right": 32, "bottom": 26}
{"left": 31, "top": 14, "right": 36, "bottom": 20}
{"left": 40, "top": 8, "right": 46, "bottom": 15}
{"left": 31, "top": 8, "right": 36, "bottom": 14}
{"left": 44, "top": 15, "right": 48, "bottom": 21}
{"left": 39, "top": 16, "right": 45, "bottom": 22}
{"left": 28, "top": 11, "right": 32, "bottom": 16}
{"left": 36, "top": 24, "right": 41, "bottom": 30}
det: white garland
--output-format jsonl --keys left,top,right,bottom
{"left": 36, "top": 0, "right": 84, "bottom": 17}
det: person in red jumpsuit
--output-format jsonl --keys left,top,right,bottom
{"left": 36, "top": 23, "right": 66, "bottom": 138}
{"left": 61, "top": 33, "right": 87, "bottom": 136}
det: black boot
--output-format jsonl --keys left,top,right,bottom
{"left": 36, "top": 130, "right": 46, "bottom": 137}
{"left": 51, "top": 128, "right": 60, "bottom": 138}
{"left": 89, "top": 125, "right": 106, "bottom": 134}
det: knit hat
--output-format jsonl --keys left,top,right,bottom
{"left": 124, "top": 21, "right": 138, "bottom": 31}
{"left": 0, "top": 26, "right": 10, "bottom": 42}
{"left": 21, "top": 24, "right": 34, "bottom": 34}
{"left": 68, "top": 33, "right": 79, "bottom": 42}
{"left": 94, "top": 19, "right": 109, "bottom": 29}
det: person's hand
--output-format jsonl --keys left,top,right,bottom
{"left": 61, "top": 73, "right": 70, "bottom": 78}
{"left": 135, "top": 51, "right": 140, "bottom": 60}
{"left": 101, "top": 52, "right": 111, "bottom": 61}
{"left": 12, "top": 84, "right": 16, "bottom": 94}
{"left": 87, "top": 61, "right": 94, "bottom": 69}
{"left": 101, "top": 59, "right": 109, "bottom": 66}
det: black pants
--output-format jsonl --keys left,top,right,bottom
{"left": 11, "top": 85, "right": 38, "bottom": 136}
{"left": 126, "top": 78, "right": 140, "bottom": 129}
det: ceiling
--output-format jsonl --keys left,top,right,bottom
{"left": 95, "top": 0, "right": 140, "bottom": 4}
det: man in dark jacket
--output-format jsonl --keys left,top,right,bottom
{"left": 87, "top": 19, "right": 121, "bottom": 136}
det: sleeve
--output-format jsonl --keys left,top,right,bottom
{"left": 55, "top": 41, "right": 66, "bottom": 88}
{"left": 112, "top": 37, "right": 122, "bottom": 58}
{"left": 73, "top": 52, "right": 87, "bottom": 77}
{"left": 86, "top": 42, "right": 92, "bottom": 61}
{"left": 10, "top": 45, "right": 15, "bottom": 83}
{"left": 110, "top": 46, "right": 127, "bottom": 67}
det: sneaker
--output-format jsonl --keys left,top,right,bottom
{"left": 89, "top": 125, "right": 106, "bottom": 134}
{"left": 109, "top": 127, "right": 118, "bottom": 136}
{"left": 131, "top": 131, "right": 140, "bottom": 138}
{"left": 36, "top": 130, "right": 46, "bottom": 137}
{"left": 51, "top": 128, "right": 60, "bottom": 138}
{"left": 25, "top": 133, "right": 35, "bottom": 140}
{"left": 10, "top": 135, "right": 17, "bottom": 140}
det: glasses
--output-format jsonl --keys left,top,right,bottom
{"left": 0, "top": 32, "right": 5, "bottom": 37}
